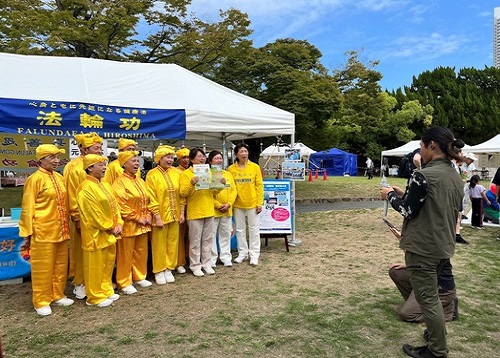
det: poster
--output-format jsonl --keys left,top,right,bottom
{"left": 0, "top": 133, "right": 71, "bottom": 171}
{"left": 0, "top": 223, "right": 31, "bottom": 280}
{"left": 282, "top": 162, "right": 305, "bottom": 181}
{"left": 209, "top": 164, "right": 225, "bottom": 189}
{"left": 193, "top": 164, "right": 211, "bottom": 190}
{"left": 260, "top": 180, "right": 292, "bottom": 234}
{"left": 284, "top": 148, "right": 301, "bottom": 161}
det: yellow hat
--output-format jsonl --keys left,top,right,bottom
{"left": 118, "top": 150, "right": 139, "bottom": 167}
{"left": 81, "top": 132, "right": 103, "bottom": 148}
{"left": 176, "top": 147, "right": 190, "bottom": 159}
{"left": 83, "top": 154, "right": 107, "bottom": 169}
{"left": 154, "top": 145, "right": 176, "bottom": 163}
{"left": 74, "top": 134, "right": 85, "bottom": 146}
{"left": 118, "top": 138, "right": 137, "bottom": 151}
{"left": 36, "top": 144, "right": 65, "bottom": 160}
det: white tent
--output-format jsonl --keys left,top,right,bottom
{"left": 382, "top": 140, "right": 473, "bottom": 157}
{"left": 259, "top": 142, "right": 315, "bottom": 173}
{"left": 468, "top": 134, "right": 500, "bottom": 154}
{"left": 0, "top": 52, "right": 294, "bottom": 142}
{"left": 381, "top": 141, "right": 421, "bottom": 157}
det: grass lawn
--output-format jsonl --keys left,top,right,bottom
{"left": 0, "top": 175, "right": 498, "bottom": 357}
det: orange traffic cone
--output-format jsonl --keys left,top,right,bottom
{"left": 315, "top": 170, "right": 319, "bottom": 179}
{"left": 323, "top": 170, "right": 327, "bottom": 180}
{"left": 308, "top": 171, "right": 313, "bottom": 182}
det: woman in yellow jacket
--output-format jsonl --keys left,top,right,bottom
{"left": 112, "top": 151, "right": 152, "bottom": 294}
{"left": 208, "top": 150, "right": 237, "bottom": 267}
{"left": 77, "top": 154, "right": 123, "bottom": 308}
{"left": 180, "top": 148, "right": 225, "bottom": 277}
{"left": 228, "top": 143, "right": 264, "bottom": 266}
{"left": 19, "top": 144, "right": 73, "bottom": 316}
{"left": 145, "top": 145, "right": 185, "bottom": 285}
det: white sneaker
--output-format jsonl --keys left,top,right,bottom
{"left": 121, "top": 285, "right": 138, "bottom": 295}
{"left": 234, "top": 255, "right": 248, "bottom": 263}
{"left": 176, "top": 266, "right": 186, "bottom": 274}
{"left": 73, "top": 284, "right": 86, "bottom": 300}
{"left": 192, "top": 269, "right": 205, "bottom": 277}
{"left": 35, "top": 306, "right": 52, "bottom": 316}
{"left": 223, "top": 260, "right": 233, "bottom": 267}
{"left": 53, "top": 297, "right": 74, "bottom": 306}
{"left": 134, "top": 279, "right": 152, "bottom": 288}
{"left": 164, "top": 270, "right": 175, "bottom": 283}
{"left": 86, "top": 298, "right": 113, "bottom": 308}
{"left": 203, "top": 267, "right": 215, "bottom": 275}
{"left": 250, "top": 259, "right": 259, "bottom": 266}
{"left": 155, "top": 272, "right": 167, "bottom": 285}
{"left": 108, "top": 293, "right": 120, "bottom": 301}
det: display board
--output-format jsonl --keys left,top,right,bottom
{"left": 260, "top": 180, "right": 292, "bottom": 234}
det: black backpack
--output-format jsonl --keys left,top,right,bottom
{"left": 398, "top": 151, "right": 416, "bottom": 178}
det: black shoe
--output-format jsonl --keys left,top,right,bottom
{"left": 452, "top": 297, "right": 459, "bottom": 321}
{"left": 402, "top": 344, "right": 439, "bottom": 358}
{"left": 423, "top": 329, "right": 429, "bottom": 342}
{"left": 455, "top": 234, "right": 469, "bottom": 245}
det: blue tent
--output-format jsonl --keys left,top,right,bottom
{"left": 309, "top": 148, "right": 358, "bottom": 176}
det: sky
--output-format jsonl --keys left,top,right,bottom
{"left": 187, "top": 0, "right": 496, "bottom": 91}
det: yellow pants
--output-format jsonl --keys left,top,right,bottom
{"left": 115, "top": 233, "right": 149, "bottom": 289}
{"left": 30, "top": 239, "right": 68, "bottom": 309}
{"left": 151, "top": 222, "right": 179, "bottom": 273}
{"left": 69, "top": 221, "right": 84, "bottom": 285}
{"left": 177, "top": 222, "right": 187, "bottom": 266}
{"left": 83, "top": 244, "right": 116, "bottom": 305}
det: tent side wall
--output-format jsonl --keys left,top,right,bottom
{"left": 309, "top": 150, "right": 357, "bottom": 176}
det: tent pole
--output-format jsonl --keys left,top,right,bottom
{"left": 221, "top": 133, "right": 227, "bottom": 169}
{"left": 289, "top": 133, "right": 301, "bottom": 246}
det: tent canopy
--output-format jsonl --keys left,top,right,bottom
{"left": 309, "top": 148, "right": 357, "bottom": 176}
{"left": 468, "top": 134, "right": 500, "bottom": 154}
{"left": 381, "top": 141, "right": 421, "bottom": 157}
{"left": 0, "top": 52, "right": 294, "bottom": 142}
{"left": 382, "top": 140, "right": 473, "bottom": 158}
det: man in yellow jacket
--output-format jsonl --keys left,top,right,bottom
{"left": 63, "top": 132, "right": 103, "bottom": 300}
{"left": 19, "top": 144, "right": 73, "bottom": 316}
{"left": 77, "top": 154, "right": 123, "bottom": 307}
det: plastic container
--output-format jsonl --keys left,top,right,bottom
{"left": 10, "top": 207, "right": 22, "bottom": 221}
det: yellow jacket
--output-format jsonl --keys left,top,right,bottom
{"left": 112, "top": 173, "right": 152, "bottom": 238}
{"left": 228, "top": 161, "right": 264, "bottom": 209}
{"left": 145, "top": 166, "right": 184, "bottom": 225}
{"left": 77, "top": 176, "right": 123, "bottom": 251}
{"left": 213, "top": 170, "right": 237, "bottom": 218}
{"left": 19, "top": 168, "right": 70, "bottom": 243}
{"left": 103, "top": 159, "right": 141, "bottom": 185}
{"left": 63, "top": 156, "right": 86, "bottom": 221}
{"left": 180, "top": 167, "right": 218, "bottom": 220}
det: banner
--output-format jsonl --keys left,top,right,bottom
{"left": 0, "top": 97, "right": 186, "bottom": 140}
{"left": 260, "top": 180, "right": 292, "bottom": 234}
{"left": 0, "top": 223, "right": 31, "bottom": 281}
{"left": 0, "top": 133, "right": 71, "bottom": 171}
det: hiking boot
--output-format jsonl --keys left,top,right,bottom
{"left": 423, "top": 329, "right": 429, "bottom": 342}
{"left": 455, "top": 234, "right": 469, "bottom": 245}
{"left": 402, "top": 344, "right": 439, "bottom": 358}
{"left": 452, "top": 297, "right": 459, "bottom": 321}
